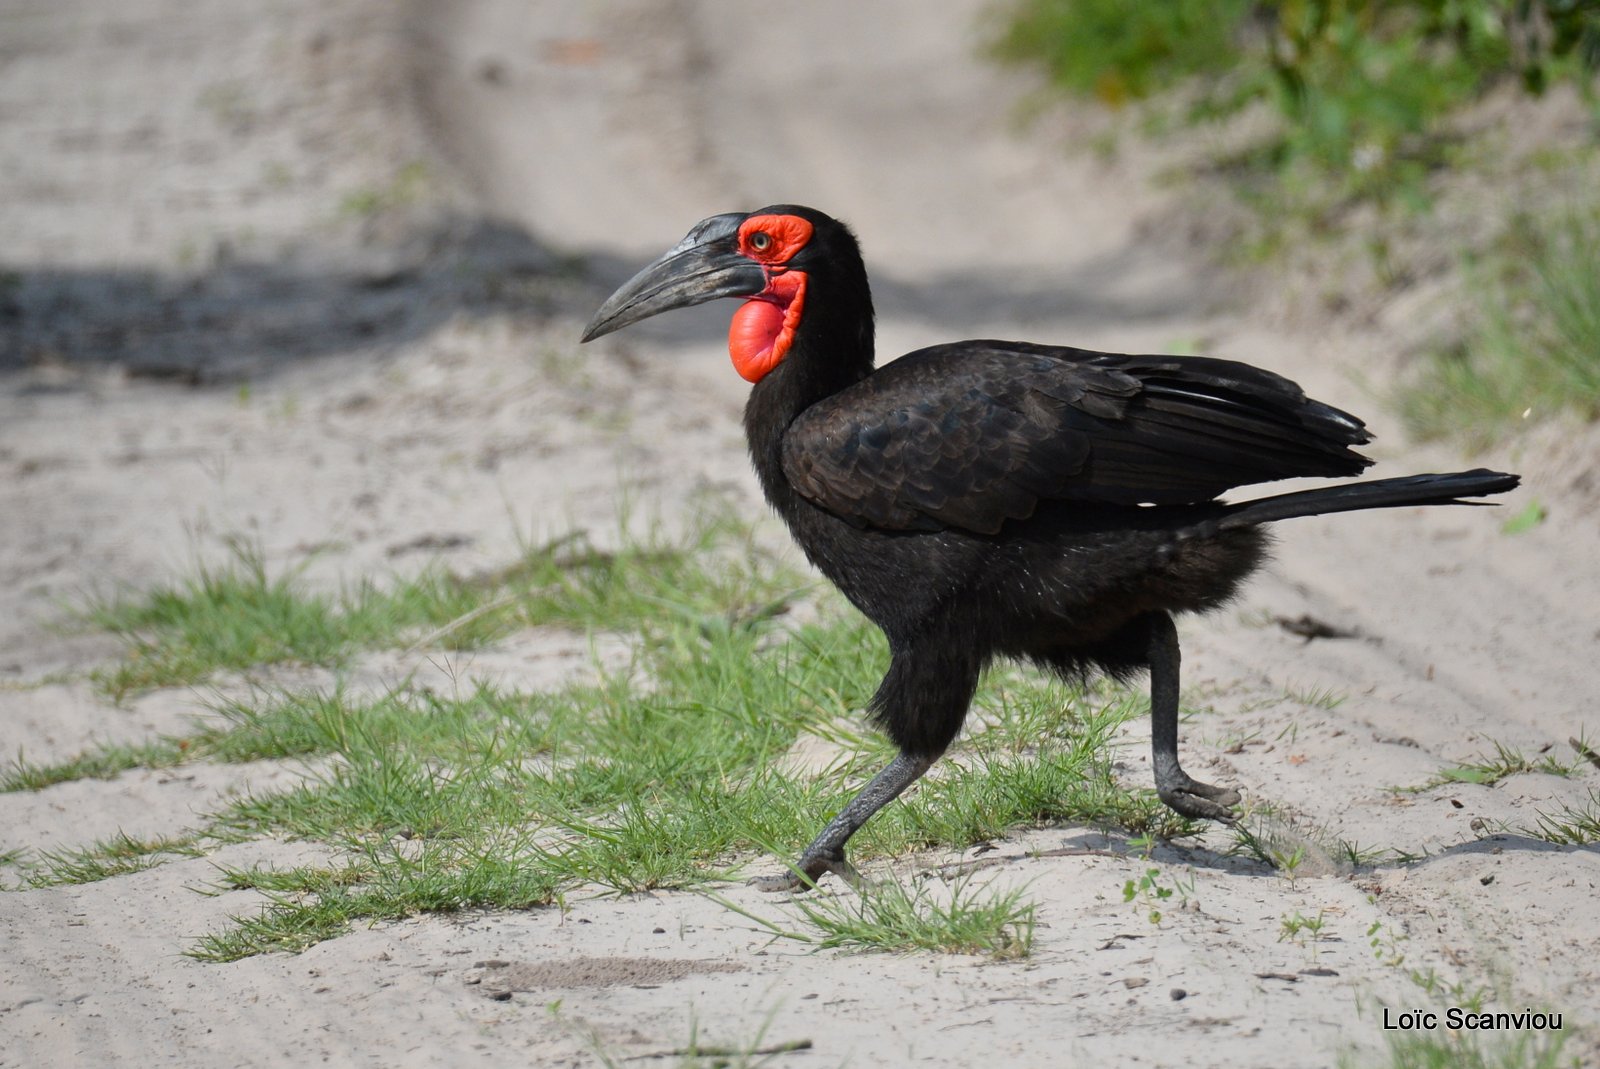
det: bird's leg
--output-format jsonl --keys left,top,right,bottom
{"left": 752, "top": 751, "right": 935, "bottom": 893}
{"left": 1147, "top": 612, "right": 1241, "bottom": 822}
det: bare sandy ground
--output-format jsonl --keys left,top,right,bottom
{"left": 2, "top": 2, "right": 1596, "bottom": 1066}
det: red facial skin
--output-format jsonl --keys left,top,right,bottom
{"left": 728, "top": 214, "right": 813, "bottom": 383}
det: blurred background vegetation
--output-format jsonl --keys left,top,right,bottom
{"left": 991, "top": 0, "right": 1600, "bottom": 447}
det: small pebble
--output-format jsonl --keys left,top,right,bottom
{"left": 1170, "top": 988, "right": 1188, "bottom": 1001}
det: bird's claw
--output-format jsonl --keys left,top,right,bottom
{"left": 1158, "top": 780, "right": 1242, "bottom": 824}
{"left": 749, "top": 851, "right": 863, "bottom": 894}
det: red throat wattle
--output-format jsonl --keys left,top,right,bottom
{"left": 729, "top": 270, "right": 807, "bottom": 383}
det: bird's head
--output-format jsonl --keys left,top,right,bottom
{"left": 581, "top": 205, "right": 869, "bottom": 384}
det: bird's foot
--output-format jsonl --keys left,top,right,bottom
{"left": 749, "top": 849, "right": 863, "bottom": 894}
{"left": 1157, "top": 776, "right": 1242, "bottom": 824}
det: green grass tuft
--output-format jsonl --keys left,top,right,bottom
{"left": 83, "top": 508, "right": 800, "bottom": 702}
{"left": 1521, "top": 789, "right": 1600, "bottom": 846}
{"left": 723, "top": 873, "right": 1037, "bottom": 958}
{"left": 52, "top": 510, "right": 1181, "bottom": 957}
{"left": 181, "top": 633, "right": 1182, "bottom": 956}
{"left": 3, "top": 740, "right": 190, "bottom": 792}
{"left": 795, "top": 874, "right": 1037, "bottom": 957}
{"left": 85, "top": 539, "right": 489, "bottom": 701}
{"left": 1346, "top": 1026, "right": 1575, "bottom": 1069}
{"left": 1405, "top": 738, "right": 1583, "bottom": 794}
{"left": 19, "top": 831, "right": 206, "bottom": 888}
{"left": 190, "top": 845, "right": 562, "bottom": 962}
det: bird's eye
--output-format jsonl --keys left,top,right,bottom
{"left": 750, "top": 231, "right": 772, "bottom": 252}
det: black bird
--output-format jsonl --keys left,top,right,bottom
{"left": 581, "top": 205, "right": 1519, "bottom": 891}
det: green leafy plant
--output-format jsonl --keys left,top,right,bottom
{"left": 994, "top": 0, "right": 1600, "bottom": 205}
{"left": 991, "top": 0, "right": 1252, "bottom": 107}
{"left": 1279, "top": 907, "right": 1328, "bottom": 943}
{"left": 1121, "top": 864, "right": 1194, "bottom": 924}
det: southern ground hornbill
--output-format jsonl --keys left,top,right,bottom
{"left": 581, "top": 204, "right": 1519, "bottom": 891}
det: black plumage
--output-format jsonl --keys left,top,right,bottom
{"left": 582, "top": 204, "right": 1519, "bottom": 890}
{"left": 782, "top": 343, "right": 1375, "bottom": 530}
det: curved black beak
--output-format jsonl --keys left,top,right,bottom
{"left": 581, "top": 212, "right": 766, "bottom": 342}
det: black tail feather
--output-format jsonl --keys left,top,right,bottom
{"left": 1212, "top": 469, "right": 1521, "bottom": 531}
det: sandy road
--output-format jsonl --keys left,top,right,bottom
{"left": 1, "top": 1, "right": 1596, "bottom": 1066}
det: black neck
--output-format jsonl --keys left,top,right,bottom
{"left": 742, "top": 269, "right": 875, "bottom": 518}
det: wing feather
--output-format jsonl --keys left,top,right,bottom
{"left": 780, "top": 341, "right": 1371, "bottom": 533}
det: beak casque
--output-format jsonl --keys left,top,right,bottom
{"left": 580, "top": 212, "right": 766, "bottom": 342}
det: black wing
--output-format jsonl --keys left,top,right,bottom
{"left": 780, "top": 341, "right": 1373, "bottom": 534}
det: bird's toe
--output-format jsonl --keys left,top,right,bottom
{"left": 1190, "top": 782, "right": 1242, "bottom": 807}
{"left": 750, "top": 851, "right": 860, "bottom": 894}
{"left": 1159, "top": 785, "right": 1240, "bottom": 824}
{"left": 750, "top": 871, "right": 810, "bottom": 894}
